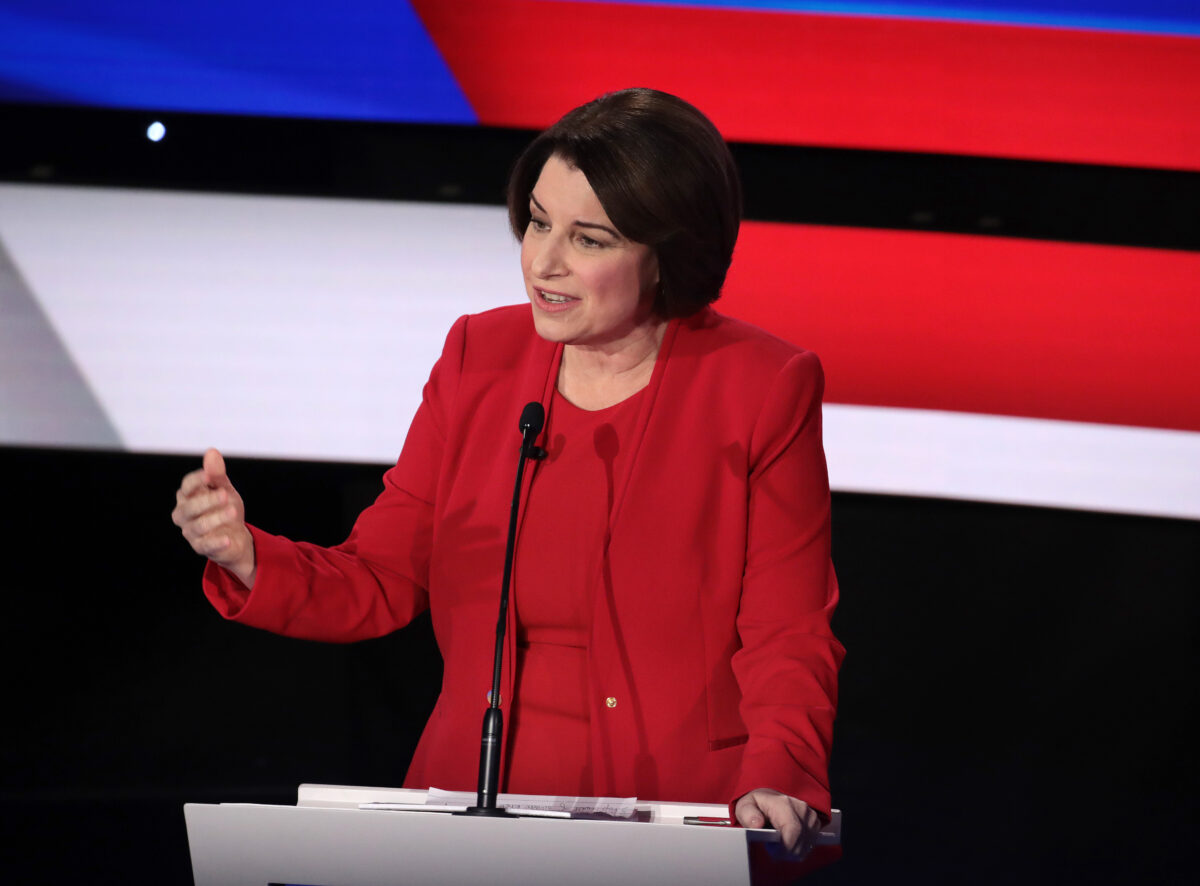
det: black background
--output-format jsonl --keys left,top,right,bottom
{"left": 1, "top": 446, "right": 1195, "bottom": 883}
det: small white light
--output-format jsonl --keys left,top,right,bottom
{"left": 146, "top": 121, "right": 166, "bottom": 142}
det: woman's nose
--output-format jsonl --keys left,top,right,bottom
{"left": 530, "top": 234, "right": 568, "bottom": 278}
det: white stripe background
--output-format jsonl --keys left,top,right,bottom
{"left": 2, "top": 183, "right": 1196, "bottom": 520}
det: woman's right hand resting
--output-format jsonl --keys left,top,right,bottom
{"left": 172, "top": 448, "right": 257, "bottom": 588}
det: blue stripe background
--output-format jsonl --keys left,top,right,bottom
{"left": 0, "top": 0, "right": 476, "bottom": 122}
{"left": 571, "top": 0, "right": 1200, "bottom": 36}
{"left": 1, "top": 0, "right": 1194, "bottom": 124}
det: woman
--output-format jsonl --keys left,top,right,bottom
{"left": 173, "top": 88, "right": 842, "bottom": 859}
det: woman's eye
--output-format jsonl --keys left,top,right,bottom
{"left": 578, "top": 235, "right": 602, "bottom": 248}
{"left": 529, "top": 217, "right": 550, "bottom": 232}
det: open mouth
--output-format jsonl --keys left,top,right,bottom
{"left": 536, "top": 288, "right": 579, "bottom": 308}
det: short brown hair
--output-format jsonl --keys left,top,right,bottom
{"left": 507, "top": 88, "right": 742, "bottom": 319}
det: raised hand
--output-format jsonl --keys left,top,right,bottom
{"left": 171, "top": 448, "right": 256, "bottom": 588}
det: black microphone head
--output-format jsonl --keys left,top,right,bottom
{"left": 519, "top": 401, "right": 545, "bottom": 437}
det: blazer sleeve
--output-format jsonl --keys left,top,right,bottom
{"left": 201, "top": 315, "right": 468, "bottom": 642}
{"left": 729, "top": 349, "right": 844, "bottom": 819}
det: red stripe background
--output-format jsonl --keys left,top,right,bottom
{"left": 412, "top": 0, "right": 1200, "bottom": 171}
{"left": 724, "top": 223, "right": 1200, "bottom": 432}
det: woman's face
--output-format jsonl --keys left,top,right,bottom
{"left": 521, "top": 155, "right": 660, "bottom": 351}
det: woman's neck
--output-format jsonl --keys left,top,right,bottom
{"left": 558, "top": 320, "right": 667, "bottom": 411}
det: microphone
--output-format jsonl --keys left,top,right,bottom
{"left": 456, "top": 400, "right": 545, "bottom": 818}
{"left": 520, "top": 401, "right": 548, "bottom": 461}
{"left": 519, "top": 401, "right": 544, "bottom": 435}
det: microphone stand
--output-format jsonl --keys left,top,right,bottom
{"left": 456, "top": 402, "right": 546, "bottom": 817}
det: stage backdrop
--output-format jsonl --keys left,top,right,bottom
{"left": 2, "top": 0, "right": 1198, "bottom": 520}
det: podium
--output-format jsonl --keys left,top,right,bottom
{"left": 184, "top": 785, "right": 842, "bottom": 885}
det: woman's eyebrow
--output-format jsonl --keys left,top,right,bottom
{"left": 529, "top": 192, "right": 621, "bottom": 239}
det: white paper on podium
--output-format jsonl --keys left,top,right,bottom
{"left": 424, "top": 786, "right": 638, "bottom": 818}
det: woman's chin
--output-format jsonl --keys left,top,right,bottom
{"left": 530, "top": 308, "right": 579, "bottom": 344}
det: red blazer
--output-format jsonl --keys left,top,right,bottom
{"left": 205, "top": 304, "right": 843, "bottom": 816}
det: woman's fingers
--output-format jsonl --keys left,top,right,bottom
{"left": 192, "top": 525, "right": 236, "bottom": 557}
{"left": 756, "top": 792, "right": 804, "bottom": 853}
{"left": 173, "top": 487, "right": 222, "bottom": 521}
{"left": 172, "top": 483, "right": 231, "bottom": 536}
{"left": 172, "top": 448, "right": 257, "bottom": 587}
{"left": 734, "top": 788, "right": 819, "bottom": 859}
{"left": 734, "top": 791, "right": 767, "bottom": 828}
{"left": 176, "top": 467, "right": 213, "bottom": 501}
{"left": 202, "top": 447, "right": 231, "bottom": 489}
{"left": 180, "top": 504, "right": 238, "bottom": 541}
{"left": 173, "top": 450, "right": 243, "bottom": 548}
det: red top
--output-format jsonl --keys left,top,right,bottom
{"left": 505, "top": 389, "right": 644, "bottom": 796}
